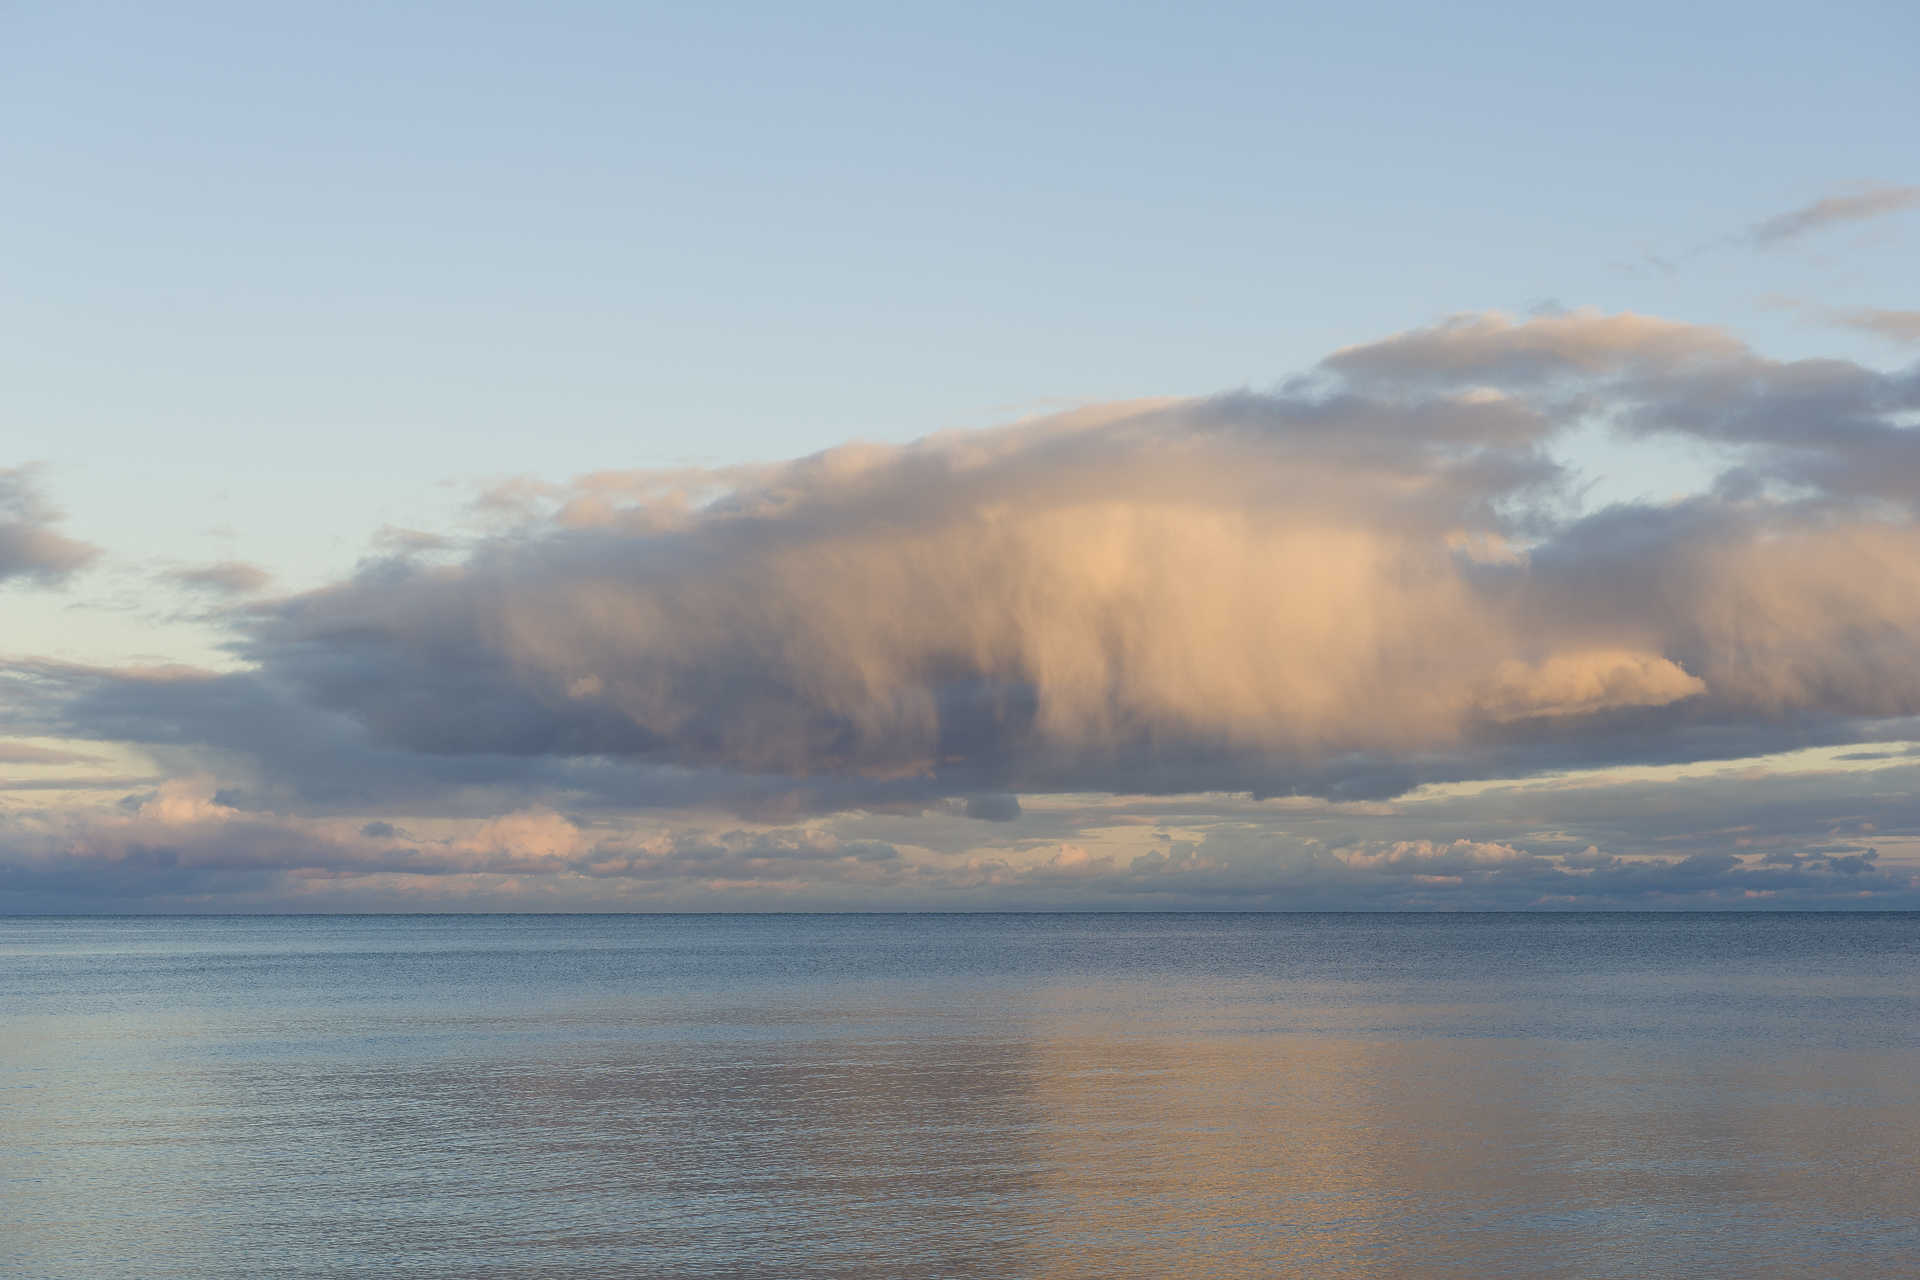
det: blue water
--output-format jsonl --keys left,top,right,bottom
{"left": 3, "top": 913, "right": 1916, "bottom": 1278}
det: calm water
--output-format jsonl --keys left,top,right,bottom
{"left": 2, "top": 913, "right": 1916, "bottom": 1279}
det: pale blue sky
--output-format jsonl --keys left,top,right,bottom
{"left": 3, "top": 0, "right": 1917, "bottom": 662}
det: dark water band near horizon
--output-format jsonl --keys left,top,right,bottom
{"left": 3, "top": 912, "right": 1916, "bottom": 1278}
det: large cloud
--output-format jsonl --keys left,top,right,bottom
{"left": 187, "top": 309, "right": 1920, "bottom": 805}
{"left": 15, "top": 310, "right": 1920, "bottom": 808}
{"left": 7, "top": 307, "right": 1920, "bottom": 910}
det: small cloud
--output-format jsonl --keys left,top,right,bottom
{"left": 1603, "top": 248, "right": 1679, "bottom": 281}
{"left": 1827, "top": 307, "right": 1920, "bottom": 347}
{"left": 1747, "top": 184, "right": 1919, "bottom": 248}
{"left": 964, "top": 793, "right": 1023, "bottom": 822}
{"left": 0, "top": 742, "right": 108, "bottom": 765}
{"left": 0, "top": 466, "right": 100, "bottom": 587}
{"left": 1478, "top": 651, "right": 1705, "bottom": 721}
{"left": 1045, "top": 843, "right": 1100, "bottom": 871}
{"left": 360, "top": 820, "right": 396, "bottom": 838}
{"left": 164, "top": 560, "right": 273, "bottom": 595}
{"left": 371, "top": 527, "right": 461, "bottom": 556}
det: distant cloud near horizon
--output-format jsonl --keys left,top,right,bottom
{"left": 1746, "top": 184, "right": 1919, "bottom": 248}
{"left": 6, "top": 308, "right": 1920, "bottom": 911}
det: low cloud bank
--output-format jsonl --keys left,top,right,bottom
{"left": 3, "top": 765, "right": 1914, "bottom": 913}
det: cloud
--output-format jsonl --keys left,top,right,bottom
{"left": 1746, "top": 184, "right": 1920, "bottom": 248}
{"left": 964, "top": 793, "right": 1023, "bottom": 822}
{"left": 1478, "top": 651, "right": 1706, "bottom": 721}
{"left": 0, "top": 776, "right": 935, "bottom": 910}
{"left": 0, "top": 467, "right": 99, "bottom": 587}
{"left": 1320, "top": 309, "right": 1741, "bottom": 386}
{"left": 163, "top": 560, "right": 273, "bottom": 595}
{"left": 1830, "top": 308, "right": 1920, "bottom": 347}
{"left": 175, "top": 309, "right": 1913, "bottom": 804}
{"left": 14, "top": 309, "right": 1920, "bottom": 812}
{"left": 7, "top": 307, "right": 1920, "bottom": 910}
{"left": 0, "top": 743, "right": 108, "bottom": 765}
{"left": 5, "top": 757, "right": 1917, "bottom": 912}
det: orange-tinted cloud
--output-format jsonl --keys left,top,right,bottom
{"left": 186, "top": 309, "right": 1920, "bottom": 808}
{"left": 1746, "top": 184, "right": 1920, "bottom": 248}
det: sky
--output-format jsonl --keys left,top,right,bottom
{"left": 3, "top": 0, "right": 1919, "bottom": 912}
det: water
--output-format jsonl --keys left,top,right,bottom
{"left": 3, "top": 913, "right": 1916, "bottom": 1279}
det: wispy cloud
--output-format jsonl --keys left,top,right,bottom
{"left": 1828, "top": 307, "right": 1920, "bottom": 346}
{"left": 0, "top": 466, "right": 99, "bottom": 588}
{"left": 162, "top": 560, "right": 273, "bottom": 595}
{"left": 0, "top": 743, "right": 108, "bottom": 765}
{"left": 1746, "top": 184, "right": 1919, "bottom": 248}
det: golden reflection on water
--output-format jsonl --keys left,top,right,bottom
{"left": 1001, "top": 987, "right": 1917, "bottom": 1278}
{"left": 9, "top": 995, "right": 1920, "bottom": 1277}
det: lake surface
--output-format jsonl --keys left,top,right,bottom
{"left": 3, "top": 913, "right": 1916, "bottom": 1278}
